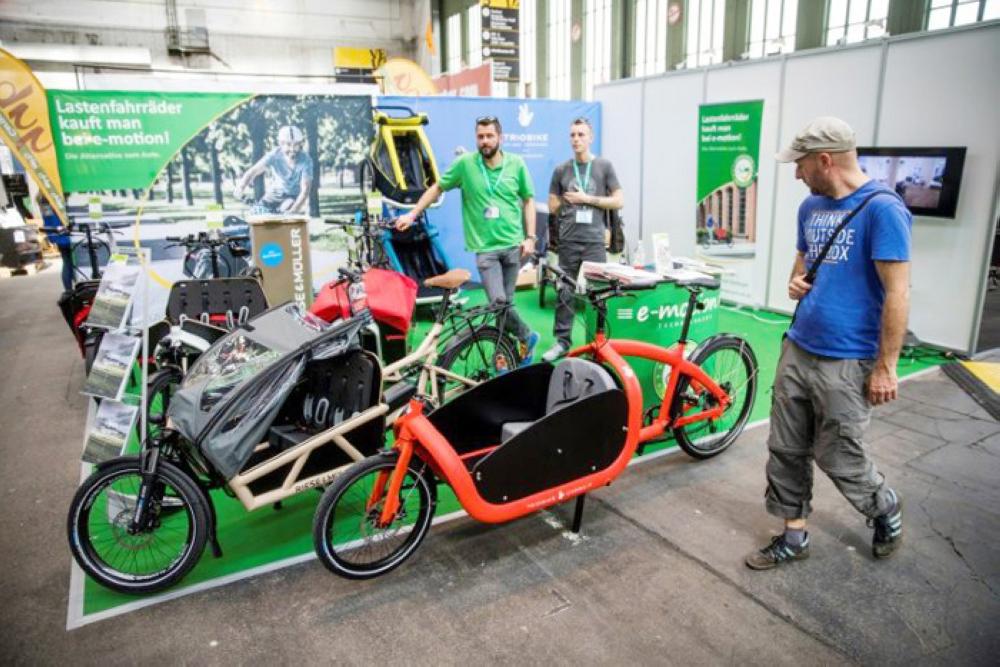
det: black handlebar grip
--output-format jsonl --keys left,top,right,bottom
{"left": 338, "top": 267, "right": 361, "bottom": 281}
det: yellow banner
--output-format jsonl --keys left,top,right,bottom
{"left": 334, "top": 47, "right": 387, "bottom": 70}
{"left": 0, "top": 48, "right": 67, "bottom": 225}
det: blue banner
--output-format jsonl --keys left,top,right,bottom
{"left": 379, "top": 95, "right": 601, "bottom": 277}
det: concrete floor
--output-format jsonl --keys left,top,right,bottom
{"left": 1, "top": 267, "right": 998, "bottom": 665}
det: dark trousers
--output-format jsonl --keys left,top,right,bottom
{"left": 553, "top": 241, "right": 606, "bottom": 347}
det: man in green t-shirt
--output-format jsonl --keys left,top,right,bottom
{"left": 397, "top": 116, "right": 540, "bottom": 363}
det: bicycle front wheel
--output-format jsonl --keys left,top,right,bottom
{"left": 670, "top": 335, "right": 758, "bottom": 459}
{"left": 435, "top": 325, "right": 519, "bottom": 404}
{"left": 312, "top": 453, "right": 435, "bottom": 579}
{"left": 67, "top": 457, "right": 209, "bottom": 594}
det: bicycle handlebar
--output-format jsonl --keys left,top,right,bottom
{"left": 337, "top": 266, "right": 362, "bottom": 282}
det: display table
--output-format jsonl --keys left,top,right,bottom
{"left": 583, "top": 277, "right": 721, "bottom": 412}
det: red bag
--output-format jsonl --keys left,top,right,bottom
{"left": 310, "top": 268, "right": 417, "bottom": 334}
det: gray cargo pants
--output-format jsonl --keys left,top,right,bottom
{"left": 476, "top": 246, "right": 531, "bottom": 342}
{"left": 765, "top": 338, "right": 896, "bottom": 520}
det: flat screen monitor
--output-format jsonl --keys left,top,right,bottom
{"left": 857, "top": 146, "right": 966, "bottom": 218}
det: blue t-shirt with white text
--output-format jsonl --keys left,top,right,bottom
{"left": 787, "top": 180, "right": 911, "bottom": 359}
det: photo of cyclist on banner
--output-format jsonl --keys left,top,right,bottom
{"left": 233, "top": 124, "right": 313, "bottom": 215}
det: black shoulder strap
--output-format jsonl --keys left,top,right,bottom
{"left": 804, "top": 190, "right": 890, "bottom": 284}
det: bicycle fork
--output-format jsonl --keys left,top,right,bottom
{"left": 371, "top": 403, "right": 424, "bottom": 527}
{"left": 129, "top": 443, "right": 163, "bottom": 534}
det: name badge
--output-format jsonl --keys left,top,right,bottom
{"left": 575, "top": 208, "right": 594, "bottom": 224}
{"left": 484, "top": 205, "right": 500, "bottom": 220}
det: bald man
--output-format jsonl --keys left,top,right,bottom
{"left": 746, "top": 117, "right": 910, "bottom": 570}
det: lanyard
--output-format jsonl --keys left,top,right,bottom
{"left": 572, "top": 159, "right": 592, "bottom": 193}
{"left": 478, "top": 153, "right": 508, "bottom": 196}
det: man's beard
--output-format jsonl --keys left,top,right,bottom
{"left": 479, "top": 144, "right": 498, "bottom": 159}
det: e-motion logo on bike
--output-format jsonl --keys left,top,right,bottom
{"left": 615, "top": 296, "right": 720, "bottom": 327}
{"left": 260, "top": 243, "right": 284, "bottom": 267}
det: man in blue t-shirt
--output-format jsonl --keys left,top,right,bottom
{"left": 234, "top": 125, "right": 313, "bottom": 214}
{"left": 746, "top": 117, "right": 911, "bottom": 571}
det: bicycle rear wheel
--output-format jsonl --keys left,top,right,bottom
{"left": 313, "top": 453, "right": 435, "bottom": 579}
{"left": 670, "top": 335, "right": 758, "bottom": 459}
{"left": 435, "top": 325, "right": 519, "bottom": 404}
{"left": 67, "top": 457, "right": 209, "bottom": 594}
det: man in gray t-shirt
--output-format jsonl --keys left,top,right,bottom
{"left": 541, "top": 118, "right": 624, "bottom": 362}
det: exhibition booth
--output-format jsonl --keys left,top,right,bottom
{"left": 0, "top": 21, "right": 994, "bottom": 628}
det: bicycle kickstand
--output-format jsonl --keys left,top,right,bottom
{"left": 571, "top": 493, "right": 587, "bottom": 533}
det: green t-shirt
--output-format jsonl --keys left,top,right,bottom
{"left": 438, "top": 151, "right": 535, "bottom": 253}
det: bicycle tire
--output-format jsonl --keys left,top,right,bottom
{"left": 145, "top": 366, "right": 184, "bottom": 442}
{"left": 670, "top": 335, "right": 758, "bottom": 459}
{"left": 312, "top": 453, "right": 435, "bottom": 580}
{"left": 67, "top": 457, "right": 210, "bottom": 594}
{"left": 72, "top": 238, "right": 111, "bottom": 282}
{"left": 435, "top": 325, "right": 520, "bottom": 404}
{"left": 358, "top": 157, "right": 375, "bottom": 198}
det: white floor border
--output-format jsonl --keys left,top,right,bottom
{"left": 66, "top": 365, "right": 942, "bottom": 630}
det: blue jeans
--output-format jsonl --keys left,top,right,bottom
{"left": 475, "top": 246, "right": 531, "bottom": 342}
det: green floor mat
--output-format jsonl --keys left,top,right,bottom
{"left": 76, "top": 284, "right": 950, "bottom": 618}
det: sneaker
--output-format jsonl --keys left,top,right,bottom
{"left": 519, "top": 331, "right": 540, "bottom": 366}
{"left": 869, "top": 493, "right": 903, "bottom": 559}
{"left": 745, "top": 533, "right": 810, "bottom": 570}
{"left": 541, "top": 341, "right": 569, "bottom": 363}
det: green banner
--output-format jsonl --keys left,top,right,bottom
{"left": 696, "top": 100, "right": 763, "bottom": 201}
{"left": 48, "top": 90, "right": 250, "bottom": 191}
{"left": 695, "top": 100, "right": 764, "bottom": 305}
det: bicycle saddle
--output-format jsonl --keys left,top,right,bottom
{"left": 424, "top": 269, "right": 471, "bottom": 290}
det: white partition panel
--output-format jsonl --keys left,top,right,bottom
{"left": 878, "top": 28, "right": 1000, "bottom": 352}
{"left": 596, "top": 21, "right": 1000, "bottom": 354}
{"left": 640, "top": 72, "right": 706, "bottom": 260}
{"left": 767, "top": 45, "right": 884, "bottom": 312}
{"left": 594, "top": 80, "right": 646, "bottom": 247}
{"left": 704, "top": 61, "right": 783, "bottom": 307}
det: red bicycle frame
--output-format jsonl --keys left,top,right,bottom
{"left": 569, "top": 331, "right": 732, "bottom": 443}
{"left": 374, "top": 329, "right": 732, "bottom": 528}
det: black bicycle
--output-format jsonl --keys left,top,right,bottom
{"left": 165, "top": 231, "right": 253, "bottom": 279}
{"left": 42, "top": 220, "right": 126, "bottom": 284}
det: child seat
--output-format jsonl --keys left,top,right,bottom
{"left": 499, "top": 358, "right": 618, "bottom": 441}
{"left": 369, "top": 107, "right": 441, "bottom": 206}
{"left": 427, "top": 361, "right": 628, "bottom": 505}
{"left": 383, "top": 223, "right": 449, "bottom": 300}
{"left": 243, "top": 350, "right": 383, "bottom": 495}
{"left": 165, "top": 278, "right": 268, "bottom": 329}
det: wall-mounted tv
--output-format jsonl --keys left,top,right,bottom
{"left": 857, "top": 146, "right": 966, "bottom": 218}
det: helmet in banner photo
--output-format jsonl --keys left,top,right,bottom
{"left": 278, "top": 125, "right": 305, "bottom": 145}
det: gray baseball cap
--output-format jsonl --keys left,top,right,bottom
{"left": 776, "top": 116, "right": 856, "bottom": 162}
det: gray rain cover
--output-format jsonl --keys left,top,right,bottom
{"left": 168, "top": 304, "right": 359, "bottom": 479}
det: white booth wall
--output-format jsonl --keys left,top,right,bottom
{"left": 595, "top": 21, "right": 1000, "bottom": 355}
